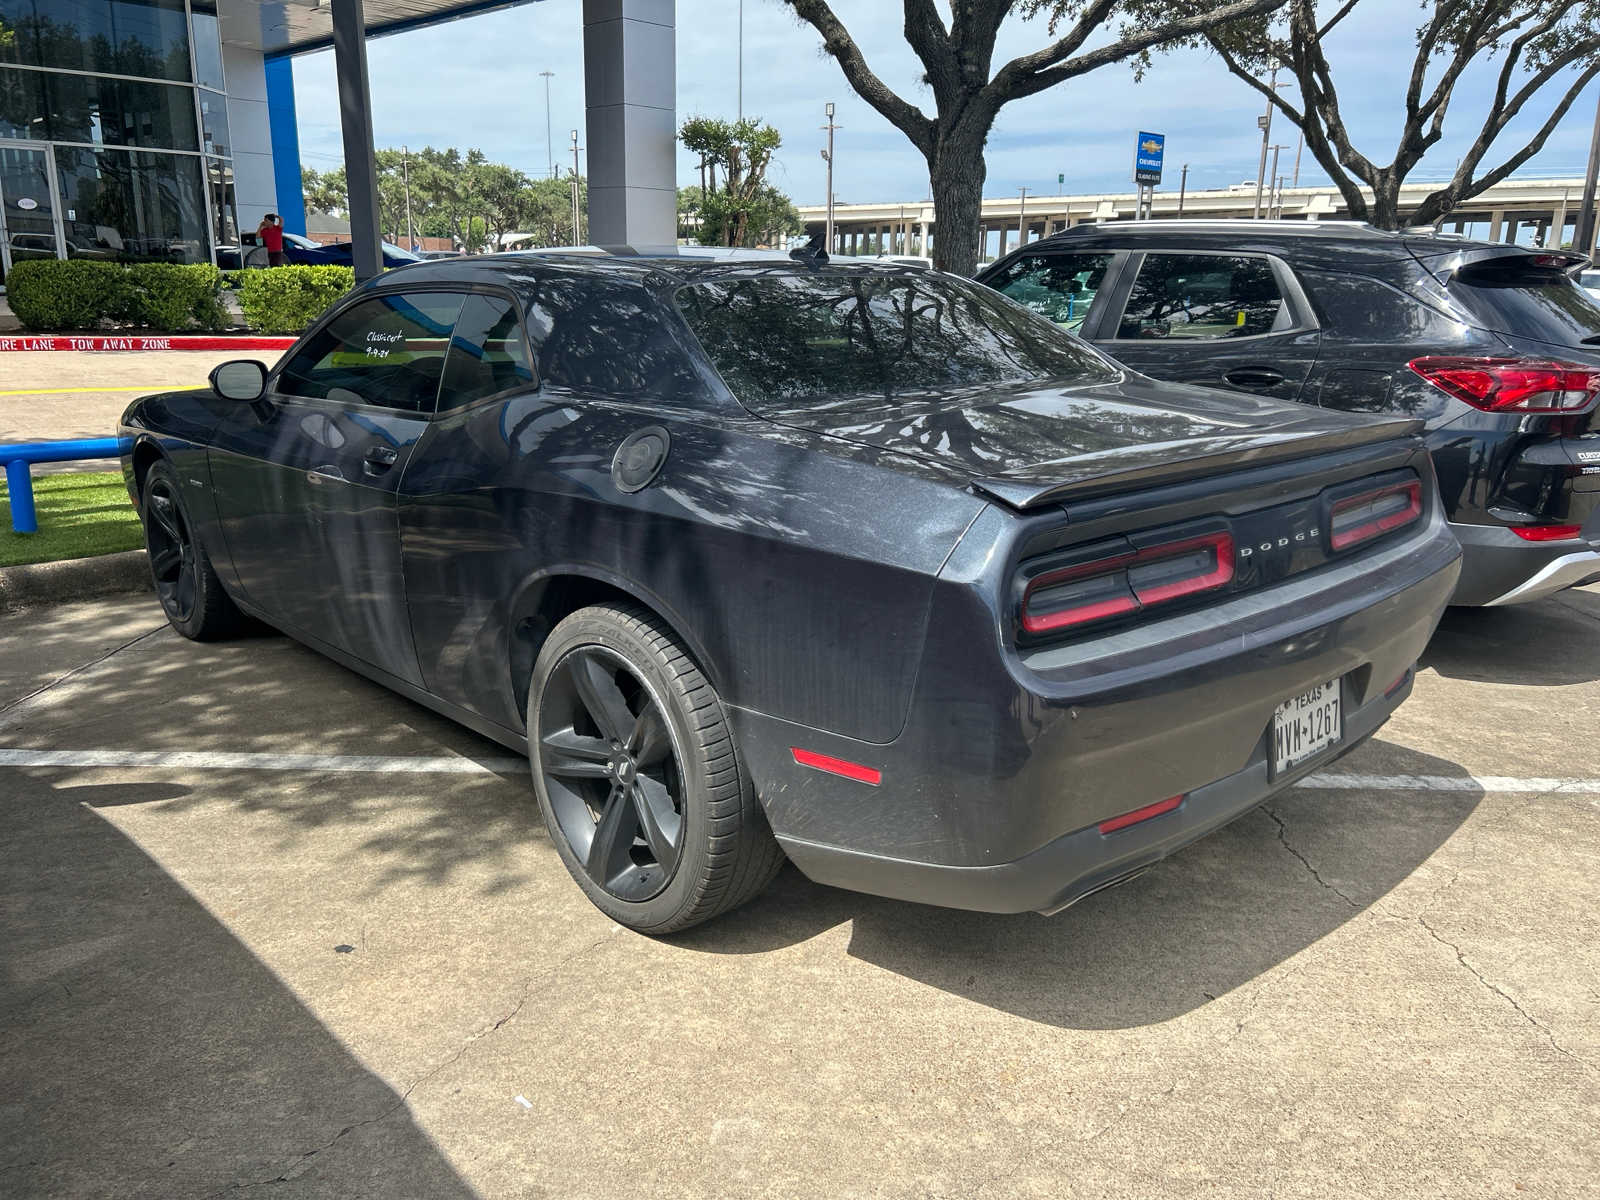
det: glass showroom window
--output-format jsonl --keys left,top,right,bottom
{"left": 198, "top": 89, "right": 229, "bottom": 157}
{"left": 190, "top": 1, "right": 225, "bottom": 91}
{"left": 0, "top": 0, "right": 192, "bottom": 81}
{"left": 207, "top": 156, "right": 238, "bottom": 247}
{"left": 3, "top": 68, "right": 202, "bottom": 151}
{"left": 54, "top": 146, "right": 208, "bottom": 263}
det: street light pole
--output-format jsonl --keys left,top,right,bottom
{"left": 820, "top": 101, "right": 839, "bottom": 253}
{"left": 1267, "top": 144, "right": 1286, "bottom": 218}
{"left": 1253, "top": 67, "right": 1277, "bottom": 219}
{"left": 570, "top": 129, "right": 582, "bottom": 245}
{"left": 1178, "top": 163, "right": 1188, "bottom": 216}
{"left": 737, "top": 0, "right": 743, "bottom": 123}
{"left": 1017, "top": 187, "right": 1028, "bottom": 245}
{"left": 402, "top": 144, "right": 413, "bottom": 249}
{"left": 1291, "top": 130, "right": 1304, "bottom": 188}
{"left": 540, "top": 70, "right": 555, "bottom": 178}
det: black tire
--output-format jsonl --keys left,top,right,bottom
{"left": 528, "top": 603, "right": 784, "bottom": 934}
{"left": 140, "top": 459, "right": 245, "bottom": 641}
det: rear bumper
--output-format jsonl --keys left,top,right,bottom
{"left": 1451, "top": 520, "right": 1600, "bottom": 606}
{"left": 777, "top": 672, "right": 1407, "bottom": 915}
{"left": 733, "top": 508, "right": 1461, "bottom": 915}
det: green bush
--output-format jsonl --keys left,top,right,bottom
{"left": 123, "top": 263, "right": 227, "bottom": 331}
{"left": 236, "top": 265, "right": 355, "bottom": 334}
{"left": 7, "top": 260, "right": 227, "bottom": 332}
{"left": 6, "top": 259, "right": 132, "bottom": 331}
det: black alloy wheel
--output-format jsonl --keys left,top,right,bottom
{"left": 139, "top": 459, "right": 244, "bottom": 641}
{"left": 538, "top": 646, "right": 685, "bottom": 902}
{"left": 528, "top": 604, "right": 784, "bottom": 933}
{"left": 144, "top": 475, "right": 198, "bottom": 627}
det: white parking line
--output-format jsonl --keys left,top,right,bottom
{"left": 0, "top": 748, "right": 1598, "bottom": 793}
{"left": 0, "top": 748, "right": 527, "bottom": 773}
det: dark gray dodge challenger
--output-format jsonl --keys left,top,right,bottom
{"left": 120, "top": 251, "right": 1462, "bottom": 932}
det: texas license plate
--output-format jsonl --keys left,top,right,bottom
{"left": 1272, "top": 679, "right": 1342, "bottom": 774}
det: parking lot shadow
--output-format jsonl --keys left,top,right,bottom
{"left": 1424, "top": 587, "right": 1600, "bottom": 686}
{"left": 677, "top": 739, "right": 1482, "bottom": 1031}
{"left": 0, "top": 773, "right": 476, "bottom": 1199}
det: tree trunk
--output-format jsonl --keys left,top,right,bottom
{"left": 929, "top": 132, "right": 988, "bottom": 276}
{"left": 1369, "top": 171, "right": 1402, "bottom": 231}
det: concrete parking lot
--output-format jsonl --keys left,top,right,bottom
{"left": 2, "top": 586, "right": 1598, "bottom": 1198}
{"left": 1, "top": 350, "right": 275, "bottom": 446}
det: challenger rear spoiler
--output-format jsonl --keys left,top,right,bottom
{"left": 970, "top": 417, "right": 1425, "bottom": 510}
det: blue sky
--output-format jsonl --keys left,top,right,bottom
{"left": 289, "top": 0, "right": 1600, "bottom": 206}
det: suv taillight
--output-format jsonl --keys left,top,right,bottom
{"left": 1408, "top": 356, "right": 1600, "bottom": 413}
{"left": 1020, "top": 530, "right": 1234, "bottom": 635}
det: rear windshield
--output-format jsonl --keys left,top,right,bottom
{"left": 674, "top": 270, "right": 1115, "bottom": 410}
{"left": 1447, "top": 263, "right": 1600, "bottom": 347}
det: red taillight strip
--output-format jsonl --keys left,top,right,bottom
{"left": 1130, "top": 531, "right": 1235, "bottom": 605}
{"left": 1020, "top": 531, "right": 1233, "bottom": 635}
{"left": 1098, "top": 794, "right": 1184, "bottom": 835}
{"left": 1021, "top": 592, "right": 1137, "bottom": 634}
{"left": 1511, "top": 523, "right": 1582, "bottom": 541}
{"left": 791, "top": 747, "right": 882, "bottom": 786}
{"left": 1329, "top": 480, "right": 1423, "bottom": 551}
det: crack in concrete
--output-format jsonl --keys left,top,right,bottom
{"left": 202, "top": 929, "right": 616, "bottom": 1196}
{"left": 1263, "top": 806, "right": 1361, "bottom": 908}
{"left": 1417, "top": 914, "right": 1597, "bottom": 1080}
{"left": 0, "top": 623, "right": 166, "bottom": 727}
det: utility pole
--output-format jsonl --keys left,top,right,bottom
{"left": 1178, "top": 163, "right": 1188, "bottom": 216}
{"left": 1291, "top": 130, "right": 1304, "bottom": 187}
{"left": 570, "top": 129, "right": 582, "bottom": 245}
{"left": 820, "top": 101, "right": 839, "bottom": 253}
{"left": 1267, "top": 144, "right": 1287, "bottom": 219}
{"left": 402, "top": 144, "right": 414, "bottom": 249}
{"left": 1574, "top": 88, "right": 1600, "bottom": 261}
{"left": 1253, "top": 66, "right": 1277, "bottom": 219}
{"left": 1017, "top": 187, "right": 1028, "bottom": 245}
{"left": 540, "top": 71, "right": 555, "bottom": 178}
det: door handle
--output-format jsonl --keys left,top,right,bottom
{"left": 363, "top": 445, "right": 399, "bottom": 475}
{"left": 1223, "top": 367, "right": 1287, "bottom": 390}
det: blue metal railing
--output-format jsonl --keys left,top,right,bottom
{"left": 1, "top": 438, "right": 127, "bottom": 535}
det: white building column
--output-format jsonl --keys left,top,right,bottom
{"left": 583, "top": 0, "right": 676, "bottom": 247}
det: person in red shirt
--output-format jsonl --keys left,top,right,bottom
{"left": 257, "top": 213, "right": 285, "bottom": 267}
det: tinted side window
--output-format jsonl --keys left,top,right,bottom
{"left": 524, "top": 276, "right": 702, "bottom": 402}
{"left": 1117, "top": 254, "right": 1287, "bottom": 340}
{"left": 988, "top": 252, "right": 1115, "bottom": 334}
{"left": 439, "top": 294, "right": 535, "bottom": 411}
{"left": 1299, "top": 270, "right": 1462, "bottom": 342}
{"left": 276, "top": 292, "right": 462, "bottom": 413}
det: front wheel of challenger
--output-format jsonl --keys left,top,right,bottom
{"left": 528, "top": 603, "right": 784, "bottom": 933}
{"left": 140, "top": 459, "right": 244, "bottom": 641}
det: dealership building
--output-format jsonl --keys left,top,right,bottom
{"left": 0, "top": 0, "right": 676, "bottom": 283}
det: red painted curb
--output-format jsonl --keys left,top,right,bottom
{"left": 0, "top": 334, "right": 297, "bottom": 352}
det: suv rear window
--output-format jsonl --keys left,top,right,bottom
{"left": 1447, "top": 261, "right": 1600, "bottom": 348}
{"left": 675, "top": 271, "right": 1115, "bottom": 410}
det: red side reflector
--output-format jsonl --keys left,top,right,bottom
{"left": 1384, "top": 669, "right": 1411, "bottom": 698}
{"left": 791, "top": 747, "right": 882, "bottom": 786}
{"left": 1098, "top": 794, "right": 1184, "bottom": 835}
{"left": 1511, "top": 523, "right": 1582, "bottom": 541}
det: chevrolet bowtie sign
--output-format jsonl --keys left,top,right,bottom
{"left": 1135, "top": 131, "right": 1165, "bottom": 185}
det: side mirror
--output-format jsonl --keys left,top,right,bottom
{"left": 210, "top": 359, "right": 267, "bottom": 402}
